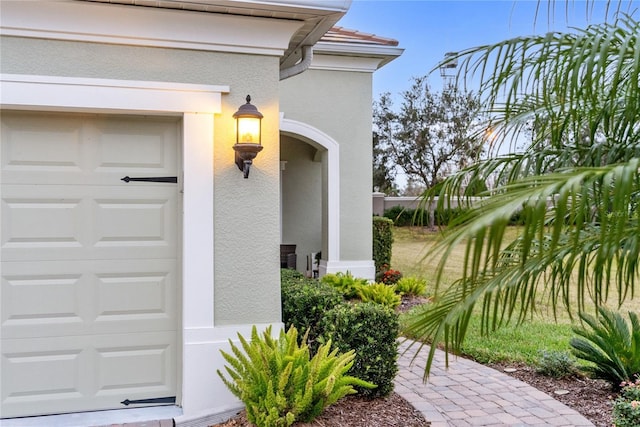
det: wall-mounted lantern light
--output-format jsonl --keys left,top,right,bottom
{"left": 233, "top": 95, "right": 263, "bottom": 178}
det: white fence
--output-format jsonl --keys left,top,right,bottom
{"left": 372, "top": 192, "right": 484, "bottom": 216}
{"left": 372, "top": 192, "right": 421, "bottom": 216}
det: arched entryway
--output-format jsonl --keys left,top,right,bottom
{"left": 279, "top": 116, "right": 339, "bottom": 277}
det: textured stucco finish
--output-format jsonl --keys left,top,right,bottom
{"left": 213, "top": 76, "right": 282, "bottom": 326}
{"left": 1, "top": 36, "right": 267, "bottom": 88}
{"left": 280, "top": 69, "right": 373, "bottom": 261}
{"left": 2, "top": 35, "right": 283, "bottom": 326}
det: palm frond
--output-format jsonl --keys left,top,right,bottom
{"left": 412, "top": 11, "right": 640, "bottom": 379}
{"left": 413, "top": 159, "right": 640, "bottom": 376}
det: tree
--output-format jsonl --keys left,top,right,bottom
{"left": 406, "top": 14, "right": 640, "bottom": 377}
{"left": 373, "top": 77, "right": 485, "bottom": 193}
{"left": 402, "top": 178, "right": 427, "bottom": 197}
{"left": 372, "top": 132, "right": 399, "bottom": 195}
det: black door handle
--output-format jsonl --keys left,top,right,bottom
{"left": 121, "top": 396, "right": 176, "bottom": 406}
{"left": 121, "top": 176, "right": 177, "bottom": 183}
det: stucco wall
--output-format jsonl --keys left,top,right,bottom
{"left": 279, "top": 68, "right": 373, "bottom": 261}
{"left": 213, "top": 83, "right": 281, "bottom": 326}
{"left": 1, "top": 35, "right": 282, "bottom": 326}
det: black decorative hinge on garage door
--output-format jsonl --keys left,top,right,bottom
{"left": 121, "top": 396, "right": 176, "bottom": 406}
{"left": 121, "top": 176, "right": 178, "bottom": 183}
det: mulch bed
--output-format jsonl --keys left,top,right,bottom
{"left": 489, "top": 362, "right": 616, "bottom": 427}
{"left": 211, "top": 392, "right": 430, "bottom": 427}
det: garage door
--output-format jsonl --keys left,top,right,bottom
{"left": 1, "top": 112, "right": 179, "bottom": 418}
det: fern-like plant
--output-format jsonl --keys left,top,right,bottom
{"left": 570, "top": 308, "right": 640, "bottom": 388}
{"left": 217, "top": 325, "right": 375, "bottom": 427}
{"left": 357, "top": 283, "right": 401, "bottom": 308}
{"left": 395, "top": 276, "right": 427, "bottom": 296}
{"left": 321, "top": 271, "right": 368, "bottom": 299}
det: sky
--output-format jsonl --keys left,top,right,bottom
{"left": 335, "top": 1, "right": 638, "bottom": 190}
{"left": 336, "top": 0, "right": 639, "bottom": 100}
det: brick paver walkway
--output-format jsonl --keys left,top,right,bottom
{"left": 395, "top": 340, "right": 594, "bottom": 426}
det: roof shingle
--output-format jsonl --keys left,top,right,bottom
{"left": 320, "top": 26, "right": 399, "bottom": 46}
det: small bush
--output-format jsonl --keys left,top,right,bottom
{"left": 373, "top": 217, "right": 394, "bottom": 271}
{"left": 395, "top": 276, "right": 427, "bottom": 296}
{"left": 319, "top": 302, "right": 399, "bottom": 398}
{"left": 509, "top": 209, "right": 526, "bottom": 226}
{"left": 320, "top": 272, "right": 368, "bottom": 299}
{"left": 218, "top": 325, "right": 375, "bottom": 427}
{"left": 535, "top": 350, "right": 578, "bottom": 379}
{"left": 281, "top": 268, "right": 305, "bottom": 282}
{"left": 357, "top": 283, "right": 401, "bottom": 308}
{"left": 433, "top": 206, "right": 472, "bottom": 226}
{"left": 383, "top": 205, "right": 473, "bottom": 228}
{"left": 383, "top": 205, "right": 520, "bottom": 228}
{"left": 383, "top": 206, "right": 429, "bottom": 227}
{"left": 570, "top": 308, "right": 640, "bottom": 388}
{"left": 281, "top": 271, "right": 344, "bottom": 352}
{"left": 378, "top": 268, "right": 403, "bottom": 285}
{"left": 613, "top": 376, "right": 640, "bottom": 427}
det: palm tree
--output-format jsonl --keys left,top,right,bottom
{"left": 406, "top": 14, "right": 640, "bottom": 377}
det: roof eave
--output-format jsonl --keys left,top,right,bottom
{"left": 313, "top": 41, "right": 404, "bottom": 70}
{"left": 76, "top": 1, "right": 352, "bottom": 69}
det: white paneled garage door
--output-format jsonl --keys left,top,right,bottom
{"left": 1, "top": 111, "right": 180, "bottom": 418}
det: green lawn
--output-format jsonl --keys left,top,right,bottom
{"left": 392, "top": 226, "right": 640, "bottom": 365}
{"left": 400, "top": 303, "right": 575, "bottom": 365}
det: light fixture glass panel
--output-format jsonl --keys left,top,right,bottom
{"left": 237, "top": 117, "right": 261, "bottom": 144}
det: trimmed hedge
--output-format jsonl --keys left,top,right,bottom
{"left": 384, "top": 205, "right": 471, "bottom": 227}
{"left": 281, "top": 270, "right": 399, "bottom": 398}
{"left": 318, "top": 302, "right": 399, "bottom": 398}
{"left": 383, "top": 205, "right": 429, "bottom": 227}
{"left": 281, "top": 267, "right": 305, "bottom": 282}
{"left": 281, "top": 270, "right": 344, "bottom": 353}
{"left": 384, "top": 205, "right": 525, "bottom": 227}
{"left": 373, "top": 216, "right": 394, "bottom": 271}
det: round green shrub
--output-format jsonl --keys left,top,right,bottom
{"left": 319, "top": 302, "right": 399, "bottom": 398}
{"left": 281, "top": 271, "right": 344, "bottom": 353}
